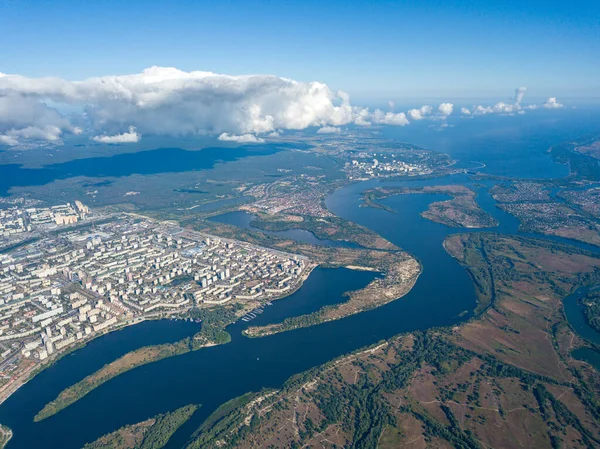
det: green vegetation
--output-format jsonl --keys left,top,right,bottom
{"left": 186, "top": 393, "right": 257, "bottom": 449}
{"left": 248, "top": 213, "right": 397, "bottom": 250}
{"left": 35, "top": 305, "right": 238, "bottom": 422}
{"left": 362, "top": 185, "right": 498, "bottom": 228}
{"left": 185, "top": 305, "right": 240, "bottom": 346}
{"left": 551, "top": 140, "right": 600, "bottom": 181}
{"left": 580, "top": 288, "right": 600, "bottom": 333}
{"left": 533, "top": 384, "right": 599, "bottom": 449}
{"left": 83, "top": 404, "right": 198, "bottom": 449}
{"left": 184, "top": 234, "right": 600, "bottom": 448}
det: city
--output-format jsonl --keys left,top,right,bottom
{"left": 0, "top": 201, "right": 310, "bottom": 403}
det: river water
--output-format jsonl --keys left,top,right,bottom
{"left": 2, "top": 128, "right": 600, "bottom": 447}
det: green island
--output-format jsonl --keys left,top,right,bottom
{"left": 82, "top": 404, "right": 198, "bottom": 449}
{"left": 580, "top": 288, "right": 600, "bottom": 333}
{"left": 34, "top": 306, "right": 237, "bottom": 422}
{"left": 235, "top": 210, "right": 398, "bottom": 250}
{"left": 362, "top": 185, "right": 498, "bottom": 228}
{"left": 180, "top": 234, "right": 600, "bottom": 449}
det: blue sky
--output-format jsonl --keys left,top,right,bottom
{"left": 1, "top": 0, "right": 599, "bottom": 100}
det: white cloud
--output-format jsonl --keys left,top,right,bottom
{"left": 0, "top": 135, "right": 18, "bottom": 146}
{"left": 371, "top": 110, "right": 409, "bottom": 126}
{"left": 218, "top": 133, "right": 265, "bottom": 143}
{"left": 543, "top": 97, "right": 564, "bottom": 109}
{"left": 472, "top": 105, "right": 493, "bottom": 115}
{"left": 0, "top": 66, "right": 417, "bottom": 146}
{"left": 387, "top": 100, "right": 395, "bottom": 110}
{"left": 0, "top": 72, "right": 569, "bottom": 146}
{"left": 437, "top": 103, "right": 454, "bottom": 117}
{"left": 317, "top": 126, "right": 341, "bottom": 134}
{"left": 514, "top": 87, "right": 527, "bottom": 105}
{"left": 92, "top": 126, "right": 141, "bottom": 143}
{"left": 466, "top": 87, "right": 532, "bottom": 116}
{"left": 408, "top": 105, "right": 433, "bottom": 120}
{"left": 0, "top": 93, "right": 77, "bottom": 146}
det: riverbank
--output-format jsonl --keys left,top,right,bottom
{"left": 32, "top": 263, "right": 320, "bottom": 423}
{"left": 0, "top": 315, "right": 159, "bottom": 408}
{"left": 189, "top": 233, "right": 600, "bottom": 449}
{"left": 244, "top": 256, "right": 421, "bottom": 337}
{"left": 362, "top": 184, "right": 498, "bottom": 228}
{"left": 0, "top": 424, "right": 11, "bottom": 449}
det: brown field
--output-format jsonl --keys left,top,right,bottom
{"left": 187, "top": 234, "right": 600, "bottom": 449}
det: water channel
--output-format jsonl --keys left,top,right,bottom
{"left": 0, "top": 173, "right": 599, "bottom": 448}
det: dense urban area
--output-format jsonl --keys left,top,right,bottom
{"left": 0, "top": 201, "right": 310, "bottom": 404}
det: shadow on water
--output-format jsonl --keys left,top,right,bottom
{"left": 0, "top": 145, "right": 284, "bottom": 195}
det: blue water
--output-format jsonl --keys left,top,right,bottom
{"left": 246, "top": 267, "right": 382, "bottom": 327}
{"left": 562, "top": 287, "right": 600, "bottom": 370}
{"left": 0, "top": 112, "right": 599, "bottom": 447}
{"left": 0, "top": 178, "right": 484, "bottom": 449}
{"left": 0, "top": 145, "right": 284, "bottom": 196}
{"left": 381, "top": 108, "right": 600, "bottom": 179}
{"left": 208, "top": 211, "right": 359, "bottom": 248}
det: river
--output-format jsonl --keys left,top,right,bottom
{"left": 1, "top": 154, "right": 600, "bottom": 447}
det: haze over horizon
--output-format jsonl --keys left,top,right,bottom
{"left": 1, "top": 0, "right": 598, "bottom": 147}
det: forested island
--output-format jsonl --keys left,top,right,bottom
{"left": 362, "top": 185, "right": 498, "bottom": 228}
{"left": 83, "top": 405, "right": 198, "bottom": 449}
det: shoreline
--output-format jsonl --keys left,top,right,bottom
{"left": 0, "top": 312, "right": 187, "bottom": 408}
{"left": 244, "top": 256, "right": 422, "bottom": 338}
{"left": 32, "top": 263, "right": 319, "bottom": 422}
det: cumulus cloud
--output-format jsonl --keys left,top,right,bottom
{"left": 543, "top": 97, "right": 564, "bottom": 109}
{"left": 0, "top": 66, "right": 420, "bottom": 146}
{"left": 0, "top": 70, "right": 570, "bottom": 147}
{"left": 317, "top": 126, "right": 341, "bottom": 134}
{"left": 408, "top": 105, "right": 433, "bottom": 121}
{"left": 371, "top": 110, "right": 409, "bottom": 126}
{"left": 92, "top": 126, "right": 141, "bottom": 144}
{"left": 464, "top": 91, "right": 564, "bottom": 117}
{"left": 218, "top": 133, "right": 265, "bottom": 143}
{"left": 464, "top": 88, "right": 549, "bottom": 117}
{"left": 437, "top": 103, "right": 454, "bottom": 117}
{"left": 0, "top": 93, "right": 79, "bottom": 145}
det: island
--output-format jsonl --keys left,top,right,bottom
{"left": 362, "top": 184, "right": 498, "bottom": 228}
{"left": 82, "top": 404, "right": 198, "bottom": 449}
